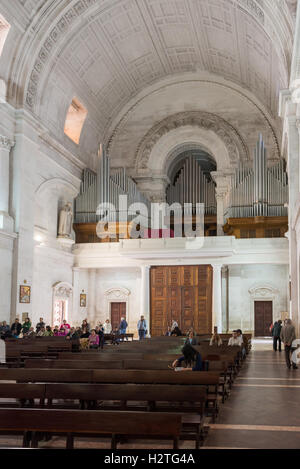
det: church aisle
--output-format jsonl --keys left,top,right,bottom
{"left": 203, "top": 340, "right": 300, "bottom": 449}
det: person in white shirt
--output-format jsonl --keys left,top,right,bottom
{"left": 103, "top": 319, "right": 112, "bottom": 334}
{"left": 228, "top": 331, "right": 243, "bottom": 347}
{"left": 171, "top": 320, "right": 178, "bottom": 332}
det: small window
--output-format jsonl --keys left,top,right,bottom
{"left": 64, "top": 97, "right": 88, "bottom": 145}
{"left": 0, "top": 14, "right": 10, "bottom": 57}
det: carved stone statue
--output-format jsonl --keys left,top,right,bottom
{"left": 58, "top": 202, "right": 73, "bottom": 238}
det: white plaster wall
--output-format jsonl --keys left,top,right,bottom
{"left": 75, "top": 268, "right": 142, "bottom": 334}
{"left": 0, "top": 236, "right": 14, "bottom": 322}
{"left": 31, "top": 246, "right": 74, "bottom": 327}
{"left": 227, "top": 264, "right": 289, "bottom": 333}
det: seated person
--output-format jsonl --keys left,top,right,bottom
{"left": 21, "top": 318, "right": 31, "bottom": 335}
{"left": 210, "top": 331, "right": 223, "bottom": 346}
{"left": 165, "top": 326, "right": 172, "bottom": 336}
{"left": 184, "top": 330, "right": 198, "bottom": 345}
{"left": 88, "top": 329, "right": 99, "bottom": 349}
{"left": 36, "top": 326, "right": 46, "bottom": 337}
{"left": 228, "top": 330, "right": 243, "bottom": 346}
{"left": 0, "top": 322, "right": 10, "bottom": 339}
{"left": 66, "top": 327, "right": 76, "bottom": 339}
{"left": 103, "top": 319, "right": 112, "bottom": 335}
{"left": 171, "top": 343, "right": 204, "bottom": 371}
{"left": 80, "top": 327, "right": 90, "bottom": 339}
{"left": 60, "top": 319, "right": 71, "bottom": 333}
{"left": 171, "top": 326, "right": 182, "bottom": 337}
{"left": 25, "top": 327, "right": 36, "bottom": 338}
{"left": 57, "top": 326, "right": 67, "bottom": 337}
{"left": 236, "top": 329, "right": 246, "bottom": 358}
{"left": 44, "top": 326, "right": 54, "bottom": 337}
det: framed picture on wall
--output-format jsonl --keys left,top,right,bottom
{"left": 19, "top": 285, "right": 31, "bottom": 304}
{"left": 22, "top": 312, "right": 29, "bottom": 322}
{"left": 80, "top": 294, "right": 86, "bottom": 307}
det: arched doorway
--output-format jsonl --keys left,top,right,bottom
{"left": 52, "top": 282, "right": 73, "bottom": 326}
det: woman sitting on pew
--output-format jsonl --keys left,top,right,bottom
{"left": 210, "top": 330, "right": 223, "bottom": 346}
{"left": 88, "top": 329, "right": 99, "bottom": 349}
{"left": 21, "top": 318, "right": 31, "bottom": 336}
{"left": 184, "top": 330, "right": 198, "bottom": 346}
{"left": 171, "top": 343, "right": 205, "bottom": 371}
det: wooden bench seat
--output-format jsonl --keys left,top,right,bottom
{"left": 0, "top": 383, "right": 208, "bottom": 448}
{"left": 0, "top": 408, "right": 182, "bottom": 449}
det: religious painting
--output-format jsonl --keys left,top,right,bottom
{"left": 22, "top": 312, "right": 29, "bottom": 322}
{"left": 80, "top": 293, "right": 87, "bottom": 307}
{"left": 19, "top": 285, "right": 31, "bottom": 304}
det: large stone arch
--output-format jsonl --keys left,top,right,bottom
{"left": 134, "top": 111, "right": 249, "bottom": 176}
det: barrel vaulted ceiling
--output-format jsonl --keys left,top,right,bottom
{"left": 0, "top": 0, "right": 296, "bottom": 168}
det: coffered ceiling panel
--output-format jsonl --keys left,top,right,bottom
{"left": 0, "top": 0, "right": 295, "bottom": 164}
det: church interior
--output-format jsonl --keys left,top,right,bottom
{"left": 0, "top": 0, "right": 300, "bottom": 451}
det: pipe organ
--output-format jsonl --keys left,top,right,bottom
{"left": 224, "top": 135, "right": 288, "bottom": 220}
{"left": 74, "top": 147, "right": 150, "bottom": 225}
{"left": 166, "top": 156, "right": 217, "bottom": 215}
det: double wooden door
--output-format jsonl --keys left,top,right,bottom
{"left": 150, "top": 265, "right": 213, "bottom": 336}
{"left": 254, "top": 301, "right": 273, "bottom": 337}
{"left": 110, "top": 302, "right": 126, "bottom": 332}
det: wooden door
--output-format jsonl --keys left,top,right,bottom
{"left": 150, "top": 265, "right": 213, "bottom": 336}
{"left": 110, "top": 302, "right": 126, "bottom": 332}
{"left": 254, "top": 301, "right": 273, "bottom": 337}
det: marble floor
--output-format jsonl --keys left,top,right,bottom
{"left": 203, "top": 339, "right": 300, "bottom": 449}
{"left": 1, "top": 339, "right": 299, "bottom": 449}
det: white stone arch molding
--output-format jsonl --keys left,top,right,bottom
{"left": 133, "top": 112, "right": 249, "bottom": 174}
{"left": 104, "top": 287, "right": 131, "bottom": 326}
{"left": 248, "top": 284, "right": 279, "bottom": 333}
{"left": 35, "top": 178, "right": 79, "bottom": 199}
{"left": 52, "top": 281, "right": 73, "bottom": 326}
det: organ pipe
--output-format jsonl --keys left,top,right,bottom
{"left": 166, "top": 156, "right": 217, "bottom": 215}
{"left": 224, "top": 135, "right": 288, "bottom": 220}
{"left": 74, "top": 147, "right": 151, "bottom": 224}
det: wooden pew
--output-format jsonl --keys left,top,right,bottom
{"left": 0, "top": 368, "right": 93, "bottom": 383}
{"left": 25, "top": 360, "right": 124, "bottom": 370}
{"left": 57, "top": 352, "right": 180, "bottom": 361}
{"left": 0, "top": 408, "right": 182, "bottom": 449}
{"left": 0, "top": 383, "right": 207, "bottom": 448}
{"left": 0, "top": 368, "right": 221, "bottom": 417}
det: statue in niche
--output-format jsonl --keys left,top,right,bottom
{"left": 58, "top": 202, "right": 73, "bottom": 238}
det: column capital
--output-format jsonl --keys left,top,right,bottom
{"left": 0, "top": 135, "right": 15, "bottom": 150}
{"left": 211, "top": 263, "right": 223, "bottom": 272}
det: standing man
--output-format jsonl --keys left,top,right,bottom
{"left": 36, "top": 317, "right": 45, "bottom": 333}
{"left": 271, "top": 320, "right": 282, "bottom": 352}
{"left": 119, "top": 317, "right": 128, "bottom": 341}
{"left": 280, "top": 319, "right": 297, "bottom": 369}
{"left": 137, "top": 315, "right": 147, "bottom": 340}
{"left": 11, "top": 318, "right": 22, "bottom": 338}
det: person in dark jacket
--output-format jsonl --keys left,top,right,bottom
{"left": 272, "top": 320, "right": 282, "bottom": 352}
{"left": 281, "top": 319, "right": 297, "bottom": 369}
{"left": 171, "top": 326, "right": 182, "bottom": 337}
{"left": 171, "top": 343, "right": 204, "bottom": 371}
{"left": 119, "top": 317, "right": 128, "bottom": 341}
{"left": 11, "top": 318, "right": 22, "bottom": 338}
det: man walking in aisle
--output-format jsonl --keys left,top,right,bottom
{"left": 137, "top": 315, "right": 147, "bottom": 340}
{"left": 280, "top": 319, "right": 297, "bottom": 369}
{"left": 271, "top": 320, "right": 282, "bottom": 352}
